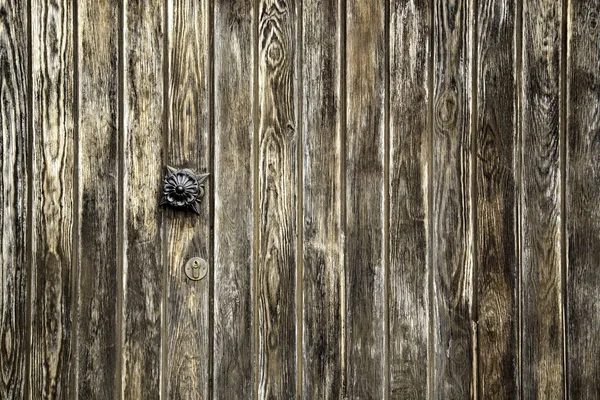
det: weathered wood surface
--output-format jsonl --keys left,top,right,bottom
{"left": 432, "top": 0, "right": 475, "bottom": 398}
{"left": 345, "top": 1, "right": 386, "bottom": 398}
{"left": 75, "top": 0, "right": 120, "bottom": 397}
{"left": 301, "top": 0, "right": 344, "bottom": 398}
{"left": 213, "top": 0, "right": 255, "bottom": 398}
{"left": 121, "top": 0, "right": 164, "bottom": 398}
{"left": 5, "top": 0, "right": 600, "bottom": 397}
{"left": 521, "top": 0, "right": 565, "bottom": 398}
{"left": 475, "top": 0, "right": 519, "bottom": 397}
{"left": 257, "top": 0, "right": 299, "bottom": 398}
{"left": 30, "top": 0, "right": 75, "bottom": 398}
{"left": 0, "top": 1, "right": 29, "bottom": 398}
{"left": 566, "top": 1, "right": 600, "bottom": 398}
{"left": 165, "top": 0, "right": 211, "bottom": 398}
{"left": 388, "top": 0, "right": 430, "bottom": 398}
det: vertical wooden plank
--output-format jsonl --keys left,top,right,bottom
{"left": 345, "top": 0, "right": 386, "bottom": 398}
{"left": 0, "top": 0, "right": 28, "bottom": 398}
{"left": 432, "top": 0, "right": 475, "bottom": 397}
{"left": 521, "top": 0, "right": 564, "bottom": 397}
{"left": 475, "top": 0, "right": 519, "bottom": 397}
{"left": 257, "top": 0, "right": 298, "bottom": 397}
{"left": 566, "top": 1, "right": 600, "bottom": 398}
{"left": 166, "top": 0, "right": 211, "bottom": 398}
{"left": 388, "top": 0, "right": 430, "bottom": 398}
{"left": 301, "top": 0, "right": 343, "bottom": 398}
{"left": 30, "top": 0, "right": 74, "bottom": 397}
{"left": 213, "top": 0, "right": 255, "bottom": 398}
{"left": 121, "top": 0, "right": 164, "bottom": 398}
{"left": 76, "top": 0, "right": 119, "bottom": 397}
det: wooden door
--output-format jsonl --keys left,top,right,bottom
{"left": 1, "top": 0, "right": 599, "bottom": 398}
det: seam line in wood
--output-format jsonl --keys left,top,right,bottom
{"left": 115, "top": 0, "right": 126, "bottom": 397}
{"left": 25, "top": 0, "right": 34, "bottom": 397}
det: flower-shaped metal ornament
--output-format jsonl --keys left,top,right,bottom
{"left": 161, "top": 166, "right": 209, "bottom": 215}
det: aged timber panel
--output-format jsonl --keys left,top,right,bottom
{"left": 475, "top": 0, "right": 519, "bottom": 397}
{"left": 0, "top": 1, "right": 28, "bottom": 398}
{"left": 30, "top": 0, "right": 75, "bottom": 398}
{"left": 388, "top": 0, "right": 430, "bottom": 398}
{"left": 213, "top": 0, "right": 255, "bottom": 398}
{"left": 345, "top": 0, "right": 387, "bottom": 398}
{"left": 75, "top": 0, "right": 120, "bottom": 397}
{"left": 521, "top": 0, "right": 565, "bottom": 397}
{"left": 257, "top": 0, "right": 299, "bottom": 398}
{"left": 566, "top": 0, "right": 600, "bottom": 397}
{"left": 121, "top": 0, "right": 164, "bottom": 398}
{"left": 432, "top": 0, "right": 475, "bottom": 398}
{"left": 301, "top": 0, "right": 344, "bottom": 398}
{"left": 165, "top": 0, "right": 211, "bottom": 398}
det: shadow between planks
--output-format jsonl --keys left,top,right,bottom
{"left": 0, "top": 0, "right": 598, "bottom": 398}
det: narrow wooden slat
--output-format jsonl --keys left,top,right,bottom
{"left": 345, "top": 0, "right": 386, "bottom": 397}
{"left": 301, "top": 0, "right": 343, "bottom": 397}
{"left": 75, "top": 0, "right": 120, "bottom": 397}
{"left": 257, "top": 0, "right": 299, "bottom": 397}
{"left": 121, "top": 0, "right": 164, "bottom": 398}
{"left": 166, "top": 0, "right": 211, "bottom": 398}
{"left": 475, "top": 0, "right": 519, "bottom": 397}
{"left": 256, "top": 0, "right": 298, "bottom": 398}
{"left": 0, "top": 1, "right": 29, "bottom": 398}
{"left": 30, "top": 0, "right": 75, "bottom": 397}
{"left": 213, "top": 0, "right": 255, "bottom": 397}
{"left": 432, "top": 0, "right": 475, "bottom": 397}
{"left": 520, "top": 0, "right": 564, "bottom": 397}
{"left": 566, "top": 1, "right": 600, "bottom": 397}
{"left": 388, "top": 0, "right": 430, "bottom": 398}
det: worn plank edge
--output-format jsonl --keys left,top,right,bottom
{"left": 296, "top": 0, "right": 304, "bottom": 397}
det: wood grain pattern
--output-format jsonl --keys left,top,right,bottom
{"left": 121, "top": 0, "right": 164, "bottom": 398}
{"left": 345, "top": 0, "right": 386, "bottom": 398}
{"left": 475, "top": 0, "right": 519, "bottom": 397}
{"left": 388, "top": 0, "right": 430, "bottom": 398}
{"left": 432, "top": 0, "right": 475, "bottom": 397}
{"left": 257, "top": 0, "right": 299, "bottom": 398}
{"left": 521, "top": 0, "right": 565, "bottom": 397}
{"left": 75, "top": 0, "right": 120, "bottom": 397}
{"left": 566, "top": 1, "right": 600, "bottom": 398}
{"left": 30, "top": 0, "right": 75, "bottom": 398}
{"left": 0, "top": 1, "right": 29, "bottom": 398}
{"left": 213, "top": 0, "right": 255, "bottom": 398}
{"left": 166, "top": 0, "right": 211, "bottom": 398}
{"left": 301, "top": 0, "right": 343, "bottom": 398}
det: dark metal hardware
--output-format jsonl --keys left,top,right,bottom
{"left": 161, "top": 166, "right": 209, "bottom": 215}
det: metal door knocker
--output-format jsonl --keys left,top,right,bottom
{"left": 161, "top": 166, "right": 209, "bottom": 215}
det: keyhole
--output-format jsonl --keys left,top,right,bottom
{"left": 191, "top": 261, "right": 201, "bottom": 279}
{"left": 184, "top": 257, "right": 207, "bottom": 281}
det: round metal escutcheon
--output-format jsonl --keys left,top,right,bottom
{"left": 184, "top": 257, "right": 208, "bottom": 281}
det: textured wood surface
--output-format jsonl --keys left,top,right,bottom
{"left": 566, "top": 1, "right": 600, "bottom": 398}
{"left": 75, "top": 0, "right": 120, "bottom": 397}
{"left": 5, "top": 0, "right": 600, "bottom": 397}
{"left": 121, "top": 0, "right": 164, "bottom": 398}
{"left": 521, "top": 0, "right": 565, "bottom": 397}
{"left": 432, "top": 0, "right": 475, "bottom": 398}
{"left": 165, "top": 0, "right": 211, "bottom": 398}
{"left": 475, "top": 0, "right": 519, "bottom": 397}
{"left": 30, "top": 0, "right": 75, "bottom": 398}
{"left": 388, "top": 0, "right": 430, "bottom": 398}
{"left": 257, "top": 0, "right": 299, "bottom": 398}
{"left": 345, "top": 1, "right": 386, "bottom": 398}
{"left": 213, "top": 0, "right": 255, "bottom": 398}
{"left": 0, "top": 1, "right": 28, "bottom": 398}
{"left": 301, "top": 0, "right": 343, "bottom": 398}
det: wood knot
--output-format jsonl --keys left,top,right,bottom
{"left": 435, "top": 89, "right": 458, "bottom": 131}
